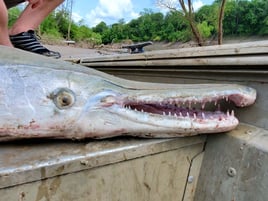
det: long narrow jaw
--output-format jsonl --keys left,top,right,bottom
{"left": 100, "top": 84, "right": 256, "bottom": 136}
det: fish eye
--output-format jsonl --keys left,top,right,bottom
{"left": 51, "top": 88, "right": 76, "bottom": 109}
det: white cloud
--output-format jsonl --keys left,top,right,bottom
{"left": 193, "top": 0, "right": 204, "bottom": 11}
{"left": 85, "top": 0, "right": 139, "bottom": 27}
{"left": 72, "top": 12, "right": 83, "bottom": 23}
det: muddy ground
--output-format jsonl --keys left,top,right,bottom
{"left": 45, "top": 36, "right": 268, "bottom": 60}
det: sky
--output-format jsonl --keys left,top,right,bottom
{"left": 71, "top": 0, "right": 214, "bottom": 27}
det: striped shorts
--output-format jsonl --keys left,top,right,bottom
{"left": 4, "top": 0, "right": 25, "bottom": 9}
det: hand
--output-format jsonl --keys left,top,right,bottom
{"left": 27, "top": 0, "right": 43, "bottom": 9}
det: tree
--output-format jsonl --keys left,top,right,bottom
{"left": 258, "top": 0, "right": 268, "bottom": 35}
{"left": 40, "top": 12, "right": 62, "bottom": 38}
{"left": 163, "top": 11, "right": 190, "bottom": 42}
{"left": 218, "top": 0, "right": 227, "bottom": 44}
{"left": 196, "top": 4, "right": 218, "bottom": 38}
{"left": 127, "top": 18, "right": 141, "bottom": 42}
{"left": 198, "top": 21, "right": 214, "bottom": 38}
{"left": 222, "top": 0, "right": 267, "bottom": 36}
{"left": 60, "top": 0, "right": 74, "bottom": 40}
{"left": 157, "top": 0, "right": 204, "bottom": 46}
{"left": 93, "top": 22, "right": 109, "bottom": 35}
{"left": 9, "top": 0, "right": 268, "bottom": 46}
{"left": 55, "top": 10, "right": 70, "bottom": 39}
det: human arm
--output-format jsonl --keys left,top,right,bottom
{"left": 27, "top": 0, "right": 43, "bottom": 9}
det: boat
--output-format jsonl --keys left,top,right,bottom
{"left": 1, "top": 41, "right": 267, "bottom": 201}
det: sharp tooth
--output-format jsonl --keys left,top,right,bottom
{"left": 174, "top": 113, "right": 177, "bottom": 117}
{"left": 179, "top": 112, "right": 183, "bottom": 117}
{"left": 202, "top": 112, "right": 205, "bottom": 119}
{"left": 202, "top": 102, "right": 206, "bottom": 110}
{"left": 193, "top": 113, "right": 197, "bottom": 119}
{"left": 134, "top": 108, "right": 137, "bottom": 112}
{"left": 188, "top": 101, "right": 192, "bottom": 109}
{"left": 214, "top": 100, "right": 217, "bottom": 106}
{"left": 227, "top": 110, "right": 230, "bottom": 116}
{"left": 163, "top": 111, "right": 166, "bottom": 116}
{"left": 231, "top": 110, "right": 234, "bottom": 116}
{"left": 141, "top": 109, "right": 144, "bottom": 113}
{"left": 226, "top": 96, "right": 229, "bottom": 102}
{"left": 187, "top": 112, "right": 190, "bottom": 117}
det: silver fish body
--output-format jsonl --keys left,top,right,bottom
{"left": 0, "top": 47, "right": 256, "bottom": 140}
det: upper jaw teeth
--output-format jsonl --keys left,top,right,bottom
{"left": 127, "top": 95, "right": 232, "bottom": 108}
{"left": 123, "top": 104, "right": 235, "bottom": 120}
{"left": 121, "top": 95, "right": 237, "bottom": 121}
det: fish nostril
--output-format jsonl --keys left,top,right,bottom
{"left": 101, "top": 96, "right": 116, "bottom": 106}
{"left": 101, "top": 96, "right": 115, "bottom": 103}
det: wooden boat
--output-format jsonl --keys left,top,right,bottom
{"left": 1, "top": 41, "right": 267, "bottom": 201}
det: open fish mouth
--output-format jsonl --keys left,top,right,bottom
{"left": 123, "top": 95, "right": 236, "bottom": 122}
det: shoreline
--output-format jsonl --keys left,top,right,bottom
{"left": 45, "top": 37, "right": 268, "bottom": 60}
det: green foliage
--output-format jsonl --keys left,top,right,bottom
{"left": 195, "top": 4, "right": 217, "bottom": 34}
{"left": 197, "top": 21, "right": 214, "bottom": 38}
{"left": 220, "top": 0, "right": 268, "bottom": 36}
{"left": 54, "top": 10, "right": 71, "bottom": 39}
{"left": 7, "top": 0, "right": 267, "bottom": 46}
{"left": 92, "top": 21, "right": 109, "bottom": 34}
{"left": 260, "top": 16, "right": 268, "bottom": 35}
{"left": 162, "top": 11, "right": 190, "bottom": 42}
{"left": 8, "top": 7, "right": 21, "bottom": 27}
{"left": 40, "top": 12, "right": 62, "bottom": 38}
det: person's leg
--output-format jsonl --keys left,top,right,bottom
{"left": 0, "top": 0, "right": 13, "bottom": 46}
{"left": 9, "top": 0, "right": 64, "bottom": 58}
{"left": 9, "top": 0, "right": 64, "bottom": 35}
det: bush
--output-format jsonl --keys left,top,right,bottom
{"left": 197, "top": 21, "right": 214, "bottom": 39}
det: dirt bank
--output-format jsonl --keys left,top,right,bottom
{"left": 45, "top": 36, "right": 268, "bottom": 60}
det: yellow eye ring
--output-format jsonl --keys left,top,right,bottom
{"left": 51, "top": 88, "right": 76, "bottom": 109}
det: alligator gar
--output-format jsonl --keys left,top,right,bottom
{"left": 0, "top": 46, "right": 256, "bottom": 141}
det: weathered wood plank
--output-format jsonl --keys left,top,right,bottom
{"left": 80, "top": 41, "right": 268, "bottom": 67}
{"left": 81, "top": 56, "right": 268, "bottom": 67}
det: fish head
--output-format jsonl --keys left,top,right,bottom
{"left": 70, "top": 82, "right": 256, "bottom": 138}
{"left": 40, "top": 70, "right": 256, "bottom": 139}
